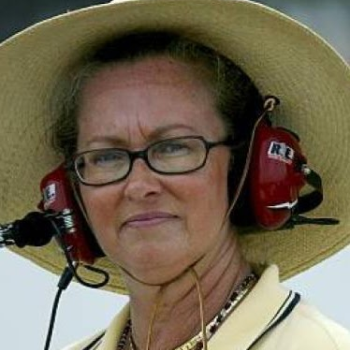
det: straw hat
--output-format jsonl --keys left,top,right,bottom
{"left": 1, "top": 0, "right": 349, "bottom": 294}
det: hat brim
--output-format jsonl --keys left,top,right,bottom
{"left": 1, "top": 0, "right": 350, "bottom": 293}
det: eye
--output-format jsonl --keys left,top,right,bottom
{"left": 153, "top": 139, "right": 192, "bottom": 157}
{"left": 87, "top": 149, "right": 128, "bottom": 167}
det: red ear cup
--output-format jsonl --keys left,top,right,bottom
{"left": 249, "top": 120, "right": 307, "bottom": 229}
{"left": 38, "top": 165, "right": 103, "bottom": 264}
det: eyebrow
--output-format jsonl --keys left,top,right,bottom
{"left": 83, "top": 123, "right": 198, "bottom": 148}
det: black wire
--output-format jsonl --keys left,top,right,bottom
{"left": 42, "top": 216, "right": 110, "bottom": 350}
{"left": 44, "top": 266, "right": 74, "bottom": 350}
{"left": 44, "top": 288, "right": 63, "bottom": 350}
{"left": 50, "top": 219, "right": 109, "bottom": 288}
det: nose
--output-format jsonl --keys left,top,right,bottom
{"left": 123, "top": 158, "right": 162, "bottom": 201}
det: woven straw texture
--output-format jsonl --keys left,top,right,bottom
{"left": 0, "top": 0, "right": 349, "bottom": 294}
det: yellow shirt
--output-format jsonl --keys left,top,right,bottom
{"left": 62, "top": 265, "right": 350, "bottom": 350}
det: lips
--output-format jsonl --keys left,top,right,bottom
{"left": 123, "top": 212, "right": 178, "bottom": 228}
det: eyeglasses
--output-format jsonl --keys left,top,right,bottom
{"left": 70, "top": 136, "right": 238, "bottom": 186}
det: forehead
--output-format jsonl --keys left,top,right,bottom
{"left": 81, "top": 55, "right": 214, "bottom": 96}
{"left": 77, "top": 56, "right": 225, "bottom": 147}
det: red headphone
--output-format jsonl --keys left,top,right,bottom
{"left": 246, "top": 96, "right": 326, "bottom": 229}
{"left": 39, "top": 166, "right": 104, "bottom": 264}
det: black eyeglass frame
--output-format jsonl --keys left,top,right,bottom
{"left": 68, "top": 135, "right": 241, "bottom": 187}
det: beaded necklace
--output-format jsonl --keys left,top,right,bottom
{"left": 117, "top": 320, "right": 132, "bottom": 350}
{"left": 118, "top": 273, "right": 257, "bottom": 350}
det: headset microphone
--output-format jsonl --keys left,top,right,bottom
{"left": 0, "top": 211, "right": 55, "bottom": 248}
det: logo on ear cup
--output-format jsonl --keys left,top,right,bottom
{"left": 267, "top": 141, "right": 295, "bottom": 164}
{"left": 42, "top": 183, "right": 57, "bottom": 210}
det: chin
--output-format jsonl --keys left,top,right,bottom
{"left": 121, "top": 254, "right": 195, "bottom": 287}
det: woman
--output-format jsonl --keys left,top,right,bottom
{"left": 0, "top": 0, "right": 349, "bottom": 349}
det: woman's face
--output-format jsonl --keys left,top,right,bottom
{"left": 77, "top": 56, "right": 233, "bottom": 285}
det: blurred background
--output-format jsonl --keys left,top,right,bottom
{"left": 0, "top": 1, "right": 349, "bottom": 349}
{"left": 0, "top": 0, "right": 349, "bottom": 59}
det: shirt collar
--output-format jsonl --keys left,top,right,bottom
{"left": 209, "top": 265, "right": 291, "bottom": 350}
{"left": 97, "top": 265, "right": 291, "bottom": 350}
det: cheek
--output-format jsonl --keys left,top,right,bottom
{"left": 79, "top": 186, "right": 121, "bottom": 249}
{"left": 181, "top": 156, "right": 230, "bottom": 237}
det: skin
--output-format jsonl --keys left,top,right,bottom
{"left": 77, "top": 55, "right": 250, "bottom": 349}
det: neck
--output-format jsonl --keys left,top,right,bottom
{"left": 123, "top": 230, "right": 251, "bottom": 350}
